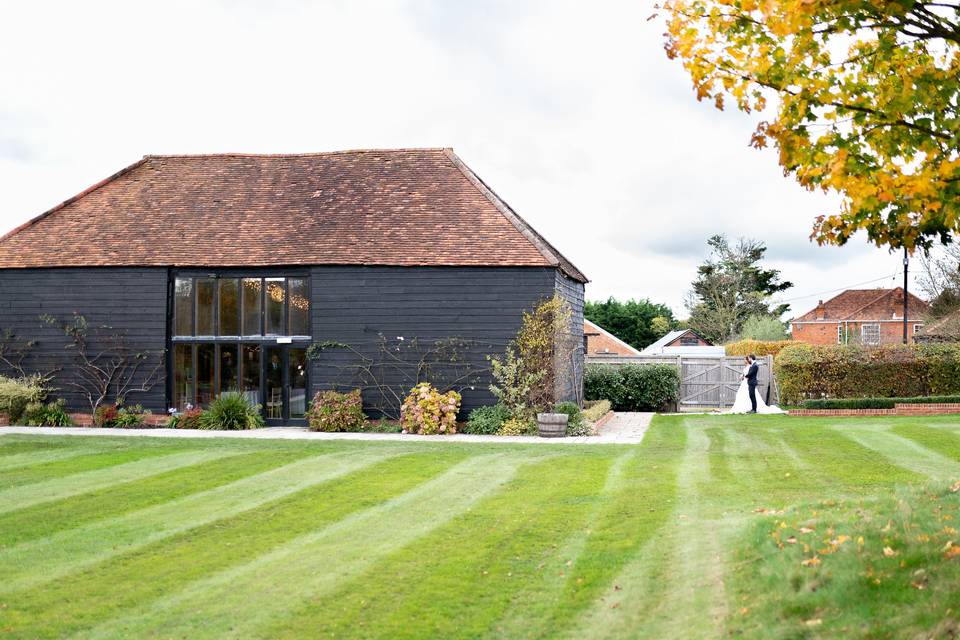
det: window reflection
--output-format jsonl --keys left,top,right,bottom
{"left": 219, "top": 279, "right": 239, "bottom": 336}
{"left": 174, "top": 278, "right": 193, "bottom": 336}
{"left": 242, "top": 278, "right": 261, "bottom": 335}
{"left": 196, "top": 279, "right": 215, "bottom": 335}
{"left": 265, "top": 279, "right": 284, "bottom": 336}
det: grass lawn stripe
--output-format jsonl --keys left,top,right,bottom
{"left": 778, "top": 421, "right": 922, "bottom": 488}
{"left": 0, "top": 449, "right": 307, "bottom": 547}
{"left": 0, "top": 445, "right": 181, "bottom": 489}
{"left": 264, "top": 453, "right": 612, "bottom": 639}
{"left": 0, "top": 448, "right": 394, "bottom": 596}
{"left": 0, "top": 438, "right": 90, "bottom": 456}
{"left": 839, "top": 423, "right": 960, "bottom": 481}
{"left": 2, "top": 451, "right": 466, "bottom": 639}
{"left": 79, "top": 452, "right": 529, "bottom": 640}
{"left": 489, "top": 450, "right": 636, "bottom": 639}
{"left": 0, "top": 444, "right": 109, "bottom": 472}
{"left": 570, "top": 416, "right": 701, "bottom": 639}
{"left": 0, "top": 448, "right": 230, "bottom": 514}
{"left": 891, "top": 422, "right": 960, "bottom": 462}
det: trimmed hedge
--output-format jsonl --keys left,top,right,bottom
{"left": 775, "top": 343, "right": 960, "bottom": 404}
{"left": 725, "top": 339, "right": 793, "bottom": 357}
{"left": 584, "top": 364, "right": 680, "bottom": 411}
{"left": 802, "top": 395, "right": 960, "bottom": 410}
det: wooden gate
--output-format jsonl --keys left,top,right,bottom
{"left": 585, "top": 354, "right": 777, "bottom": 410}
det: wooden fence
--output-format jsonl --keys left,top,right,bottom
{"left": 585, "top": 354, "right": 778, "bottom": 410}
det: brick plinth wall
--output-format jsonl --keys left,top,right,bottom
{"left": 0, "top": 413, "right": 8, "bottom": 427}
{"left": 791, "top": 403, "right": 960, "bottom": 417}
{"left": 592, "top": 410, "right": 615, "bottom": 430}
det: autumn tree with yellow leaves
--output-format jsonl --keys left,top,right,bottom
{"left": 661, "top": 0, "right": 959, "bottom": 251}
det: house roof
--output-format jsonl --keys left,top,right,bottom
{"left": 640, "top": 328, "right": 711, "bottom": 354}
{"left": 583, "top": 319, "right": 642, "bottom": 356}
{"left": 792, "top": 287, "right": 928, "bottom": 322}
{"left": 0, "top": 149, "right": 587, "bottom": 282}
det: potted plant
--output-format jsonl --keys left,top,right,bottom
{"left": 536, "top": 412, "right": 568, "bottom": 438}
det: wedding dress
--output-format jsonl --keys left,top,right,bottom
{"left": 727, "top": 365, "right": 786, "bottom": 414}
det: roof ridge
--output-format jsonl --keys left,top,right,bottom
{"left": 144, "top": 148, "right": 451, "bottom": 160}
{"left": 442, "top": 149, "right": 588, "bottom": 283}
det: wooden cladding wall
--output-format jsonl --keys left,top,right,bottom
{"left": 0, "top": 267, "right": 169, "bottom": 412}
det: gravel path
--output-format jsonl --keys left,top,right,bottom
{"left": 1, "top": 413, "right": 654, "bottom": 445}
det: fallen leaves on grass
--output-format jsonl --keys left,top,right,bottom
{"left": 883, "top": 547, "right": 899, "bottom": 558}
{"left": 801, "top": 556, "right": 821, "bottom": 567}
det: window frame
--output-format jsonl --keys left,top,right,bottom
{"left": 861, "top": 323, "right": 881, "bottom": 346}
{"left": 168, "top": 270, "right": 312, "bottom": 412}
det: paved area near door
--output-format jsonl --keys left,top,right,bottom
{"left": 0, "top": 413, "right": 653, "bottom": 445}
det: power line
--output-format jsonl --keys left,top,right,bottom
{"left": 772, "top": 270, "right": 903, "bottom": 305}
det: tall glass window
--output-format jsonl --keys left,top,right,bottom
{"left": 173, "top": 344, "right": 193, "bottom": 410}
{"left": 174, "top": 278, "right": 193, "bottom": 336}
{"left": 288, "top": 278, "right": 310, "bottom": 336}
{"left": 219, "top": 279, "right": 240, "bottom": 337}
{"left": 241, "top": 344, "right": 261, "bottom": 406}
{"left": 219, "top": 344, "right": 239, "bottom": 394}
{"left": 196, "top": 278, "right": 215, "bottom": 336}
{"left": 196, "top": 343, "right": 215, "bottom": 406}
{"left": 265, "top": 279, "right": 285, "bottom": 335}
{"left": 242, "top": 278, "right": 261, "bottom": 336}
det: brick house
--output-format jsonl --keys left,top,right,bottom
{"left": 790, "top": 288, "right": 928, "bottom": 346}
{"left": 583, "top": 319, "right": 642, "bottom": 356}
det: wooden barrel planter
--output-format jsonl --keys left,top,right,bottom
{"left": 537, "top": 413, "right": 568, "bottom": 438}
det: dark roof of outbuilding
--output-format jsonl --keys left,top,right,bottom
{"left": 0, "top": 148, "right": 587, "bottom": 282}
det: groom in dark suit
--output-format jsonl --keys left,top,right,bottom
{"left": 745, "top": 354, "right": 760, "bottom": 413}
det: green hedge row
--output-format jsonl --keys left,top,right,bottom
{"left": 775, "top": 343, "right": 960, "bottom": 404}
{"left": 801, "top": 395, "right": 960, "bottom": 410}
{"left": 584, "top": 364, "right": 680, "bottom": 411}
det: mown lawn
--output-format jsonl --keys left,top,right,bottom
{"left": 2, "top": 415, "right": 960, "bottom": 638}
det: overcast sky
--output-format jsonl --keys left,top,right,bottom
{"left": 0, "top": 0, "right": 919, "bottom": 319}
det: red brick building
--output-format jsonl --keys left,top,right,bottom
{"left": 790, "top": 288, "right": 928, "bottom": 346}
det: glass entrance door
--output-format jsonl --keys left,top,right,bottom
{"left": 264, "top": 345, "right": 308, "bottom": 425}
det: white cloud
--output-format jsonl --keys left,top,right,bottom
{"left": 0, "top": 0, "right": 919, "bottom": 319}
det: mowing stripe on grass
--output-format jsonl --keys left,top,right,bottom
{"left": 3, "top": 451, "right": 466, "bottom": 639}
{"left": 490, "top": 451, "right": 635, "bottom": 639}
{"left": 0, "top": 444, "right": 106, "bottom": 472}
{"left": 266, "top": 453, "right": 612, "bottom": 639}
{"left": 891, "top": 423, "right": 960, "bottom": 463}
{"left": 779, "top": 423, "right": 922, "bottom": 489}
{"left": 0, "top": 449, "right": 230, "bottom": 514}
{"left": 558, "top": 416, "right": 688, "bottom": 639}
{"left": 0, "top": 450, "right": 304, "bottom": 547}
{"left": 840, "top": 425, "right": 960, "bottom": 481}
{"left": 79, "top": 453, "right": 529, "bottom": 640}
{"left": 0, "top": 448, "right": 394, "bottom": 595}
{"left": 0, "top": 445, "right": 177, "bottom": 489}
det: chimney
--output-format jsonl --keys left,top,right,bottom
{"left": 815, "top": 300, "right": 826, "bottom": 320}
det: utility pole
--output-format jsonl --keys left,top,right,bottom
{"left": 903, "top": 248, "right": 909, "bottom": 344}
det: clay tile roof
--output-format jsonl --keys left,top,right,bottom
{"left": 0, "top": 148, "right": 587, "bottom": 282}
{"left": 792, "top": 287, "right": 928, "bottom": 322}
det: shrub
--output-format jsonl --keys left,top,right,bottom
{"left": 725, "top": 339, "right": 793, "bottom": 357}
{"left": 775, "top": 343, "right": 960, "bottom": 403}
{"left": 554, "top": 401, "right": 590, "bottom": 436}
{"left": 93, "top": 403, "right": 119, "bottom": 428}
{"left": 497, "top": 416, "right": 536, "bottom": 436}
{"left": 24, "top": 400, "right": 72, "bottom": 427}
{"left": 113, "top": 405, "right": 151, "bottom": 429}
{"left": 307, "top": 389, "right": 367, "bottom": 432}
{"left": 168, "top": 407, "right": 203, "bottom": 430}
{"left": 585, "top": 364, "right": 680, "bottom": 411}
{"left": 0, "top": 375, "right": 46, "bottom": 424}
{"left": 198, "top": 392, "right": 265, "bottom": 430}
{"left": 801, "top": 395, "right": 960, "bottom": 410}
{"left": 488, "top": 349, "right": 543, "bottom": 421}
{"left": 400, "top": 383, "right": 461, "bottom": 435}
{"left": 465, "top": 404, "right": 511, "bottom": 435}
{"left": 582, "top": 399, "right": 612, "bottom": 422}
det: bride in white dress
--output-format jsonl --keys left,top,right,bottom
{"left": 728, "top": 356, "right": 785, "bottom": 414}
